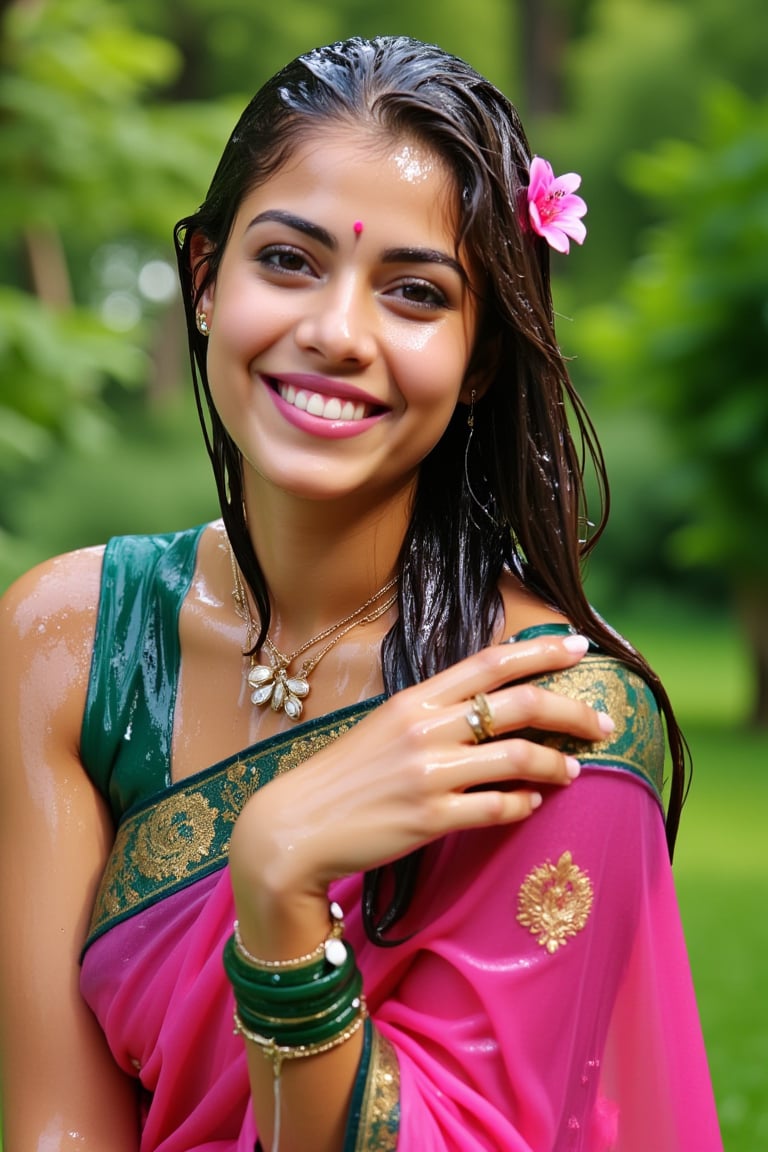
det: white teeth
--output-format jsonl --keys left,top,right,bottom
{"left": 277, "top": 384, "right": 370, "bottom": 422}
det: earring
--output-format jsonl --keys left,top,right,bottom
{"left": 463, "top": 389, "right": 498, "bottom": 529}
{"left": 196, "top": 311, "right": 210, "bottom": 336}
{"left": 467, "top": 388, "right": 476, "bottom": 431}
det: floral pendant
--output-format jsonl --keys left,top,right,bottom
{"left": 247, "top": 661, "right": 310, "bottom": 721}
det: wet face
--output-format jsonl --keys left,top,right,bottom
{"left": 197, "top": 124, "right": 481, "bottom": 510}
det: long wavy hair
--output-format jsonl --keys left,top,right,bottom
{"left": 174, "top": 35, "right": 689, "bottom": 943}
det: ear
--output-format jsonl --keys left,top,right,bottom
{"left": 459, "top": 332, "right": 501, "bottom": 404}
{"left": 189, "top": 231, "right": 215, "bottom": 318}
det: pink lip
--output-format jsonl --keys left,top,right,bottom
{"left": 260, "top": 375, "right": 388, "bottom": 441}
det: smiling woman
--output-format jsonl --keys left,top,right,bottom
{"left": 0, "top": 34, "right": 722, "bottom": 1152}
{"left": 193, "top": 129, "right": 475, "bottom": 508}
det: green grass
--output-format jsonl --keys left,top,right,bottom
{"left": 616, "top": 607, "right": 768, "bottom": 1152}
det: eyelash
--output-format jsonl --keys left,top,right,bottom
{"left": 256, "top": 245, "right": 314, "bottom": 276}
{"left": 391, "top": 279, "right": 449, "bottom": 311}
{"left": 255, "top": 245, "right": 450, "bottom": 312}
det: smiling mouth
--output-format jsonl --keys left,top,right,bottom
{"left": 272, "top": 381, "right": 375, "bottom": 422}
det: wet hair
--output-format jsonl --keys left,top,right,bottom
{"left": 174, "top": 35, "right": 689, "bottom": 942}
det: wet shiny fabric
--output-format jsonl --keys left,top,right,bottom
{"left": 78, "top": 530, "right": 723, "bottom": 1151}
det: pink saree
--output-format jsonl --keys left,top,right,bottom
{"left": 79, "top": 531, "right": 723, "bottom": 1151}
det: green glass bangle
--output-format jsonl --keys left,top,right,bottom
{"left": 236, "top": 989, "right": 366, "bottom": 1048}
{"left": 224, "top": 936, "right": 330, "bottom": 987}
{"left": 233, "top": 1000, "right": 368, "bottom": 1078}
{"left": 224, "top": 935, "right": 356, "bottom": 1001}
{"left": 231, "top": 967, "right": 361, "bottom": 1022}
{"left": 234, "top": 968, "right": 364, "bottom": 1037}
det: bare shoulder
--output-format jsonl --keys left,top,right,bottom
{"left": 0, "top": 545, "right": 104, "bottom": 644}
{"left": 497, "top": 568, "right": 570, "bottom": 639}
{"left": 0, "top": 546, "right": 106, "bottom": 754}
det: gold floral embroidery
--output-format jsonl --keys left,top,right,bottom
{"left": 221, "top": 756, "right": 265, "bottom": 824}
{"left": 526, "top": 658, "right": 665, "bottom": 796}
{"left": 276, "top": 725, "right": 353, "bottom": 774}
{"left": 85, "top": 710, "right": 375, "bottom": 951}
{"left": 517, "top": 851, "right": 594, "bottom": 954}
{"left": 133, "top": 792, "right": 218, "bottom": 882}
{"left": 354, "top": 1030, "right": 400, "bottom": 1151}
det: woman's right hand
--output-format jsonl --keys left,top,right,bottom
{"left": 229, "top": 630, "right": 613, "bottom": 929}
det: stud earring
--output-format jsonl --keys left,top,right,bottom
{"left": 196, "top": 311, "right": 210, "bottom": 336}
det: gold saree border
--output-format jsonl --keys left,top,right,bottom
{"left": 526, "top": 655, "right": 666, "bottom": 799}
{"left": 353, "top": 1028, "right": 401, "bottom": 1151}
{"left": 85, "top": 658, "right": 663, "bottom": 951}
{"left": 84, "top": 702, "right": 380, "bottom": 950}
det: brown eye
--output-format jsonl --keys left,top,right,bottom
{"left": 391, "top": 279, "right": 448, "bottom": 310}
{"left": 258, "top": 246, "right": 314, "bottom": 276}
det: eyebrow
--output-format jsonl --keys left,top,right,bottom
{"left": 246, "top": 212, "right": 466, "bottom": 281}
{"left": 246, "top": 210, "right": 337, "bottom": 251}
{"left": 381, "top": 247, "right": 466, "bottom": 282}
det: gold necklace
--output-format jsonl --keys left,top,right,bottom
{"left": 228, "top": 545, "right": 398, "bottom": 721}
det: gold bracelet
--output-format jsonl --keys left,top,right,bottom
{"left": 233, "top": 900, "right": 347, "bottom": 970}
{"left": 233, "top": 998, "right": 368, "bottom": 1076}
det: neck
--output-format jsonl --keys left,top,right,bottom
{"left": 238, "top": 478, "right": 412, "bottom": 648}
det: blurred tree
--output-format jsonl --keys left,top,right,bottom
{"left": 578, "top": 87, "right": 768, "bottom": 725}
{"left": 0, "top": 0, "right": 235, "bottom": 585}
{"left": 538, "top": 0, "right": 768, "bottom": 300}
{"left": 117, "top": 0, "right": 516, "bottom": 103}
{"left": 0, "top": 0, "right": 517, "bottom": 590}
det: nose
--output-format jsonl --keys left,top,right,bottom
{"left": 294, "top": 275, "right": 377, "bottom": 367}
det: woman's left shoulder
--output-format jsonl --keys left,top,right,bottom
{"left": 530, "top": 649, "right": 666, "bottom": 800}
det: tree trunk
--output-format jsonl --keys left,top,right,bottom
{"left": 23, "top": 225, "right": 72, "bottom": 310}
{"left": 519, "top": 0, "right": 569, "bottom": 116}
{"left": 736, "top": 581, "right": 768, "bottom": 728}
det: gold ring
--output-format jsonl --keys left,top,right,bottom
{"left": 472, "top": 693, "right": 496, "bottom": 740}
{"left": 465, "top": 709, "right": 487, "bottom": 743}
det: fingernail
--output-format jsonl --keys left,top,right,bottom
{"left": 565, "top": 756, "right": 581, "bottom": 779}
{"left": 562, "top": 634, "right": 589, "bottom": 654}
{"left": 596, "top": 711, "right": 615, "bottom": 734}
{"left": 530, "top": 792, "right": 543, "bottom": 810}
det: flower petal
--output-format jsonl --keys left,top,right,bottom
{"left": 540, "top": 225, "right": 572, "bottom": 254}
{"left": 527, "top": 155, "right": 554, "bottom": 201}
{"left": 526, "top": 155, "right": 587, "bottom": 253}
{"left": 550, "top": 172, "right": 582, "bottom": 196}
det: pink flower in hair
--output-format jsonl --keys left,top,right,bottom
{"left": 526, "top": 156, "right": 587, "bottom": 254}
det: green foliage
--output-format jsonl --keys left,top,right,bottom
{"left": 0, "top": 0, "right": 238, "bottom": 585}
{"left": 0, "top": 0, "right": 238, "bottom": 240}
{"left": 579, "top": 87, "right": 768, "bottom": 582}
{"left": 121, "top": 0, "right": 516, "bottom": 99}
{"left": 617, "top": 606, "right": 768, "bottom": 1151}
{"left": 539, "top": 0, "right": 768, "bottom": 297}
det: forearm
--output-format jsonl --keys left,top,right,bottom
{"left": 230, "top": 817, "right": 365, "bottom": 1152}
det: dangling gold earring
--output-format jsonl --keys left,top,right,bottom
{"left": 196, "top": 311, "right": 210, "bottom": 336}
{"left": 463, "top": 388, "right": 497, "bottom": 528}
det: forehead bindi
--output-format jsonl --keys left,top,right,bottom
{"left": 236, "top": 129, "right": 463, "bottom": 261}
